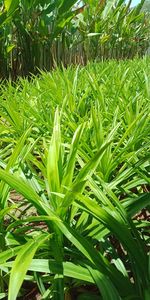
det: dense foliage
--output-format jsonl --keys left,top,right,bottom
{"left": 0, "top": 59, "right": 149, "bottom": 299}
{"left": 0, "top": 0, "right": 149, "bottom": 79}
{"left": 142, "top": 0, "right": 150, "bottom": 12}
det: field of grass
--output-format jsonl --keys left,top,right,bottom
{"left": 0, "top": 58, "right": 150, "bottom": 299}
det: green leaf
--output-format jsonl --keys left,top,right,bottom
{"left": 75, "top": 194, "right": 148, "bottom": 281}
{"left": 55, "top": 220, "right": 134, "bottom": 297}
{"left": 6, "top": 44, "right": 15, "bottom": 53}
{"left": 0, "top": 168, "right": 54, "bottom": 216}
{"left": 0, "top": 206, "right": 17, "bottom": 220}
{"left": 122, "top": 193, "right": 150, "bottom": 217}
{"left": 60, "top": 140, "right": 112, "bottom": 213}
{"left": 88, "top": 266, "right": 121, "bottom": 300}
{"left": 0, "top": 294, "right": 7, "bottom": 300}
{"left": 4, "top": 0, "right": 19, "bottom": 15}
{"left": 0, "top": 127, "right": 31, "bottom": 208}
{"left": 62, "top": 123, "right": 85, "bottom": 191}
{"left": 47, "top": 108, "right": 61, "bottom": 208}
{"left": 4, "top": 259, "right": 95, "bottom": 284}
{"left": 8, "top": 234, "right": 50, "bottom": 300}
{"left": 0, "top": 246, "right": 22, "bottom": 264}
{"left": 58, "top": 0, "right": 78, "bottom": 15}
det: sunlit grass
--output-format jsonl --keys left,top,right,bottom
{"left": 0, "top": 58, "right": 149, "bottom": 300}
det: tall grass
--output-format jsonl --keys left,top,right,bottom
{"left": 0, "top": 58, "right": 149, "bottom": 299}
{"left": 0, "top": 0, "right": 149, "bottom": 79}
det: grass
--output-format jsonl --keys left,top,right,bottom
{"left": 0, "top": 58, "right": 149, "bottom": 299}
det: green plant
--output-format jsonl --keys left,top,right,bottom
{"left": 0, "top": 58, "right": 149, "bottom": 299}
{"left": 78, "top": 0, "right": 149, "bottom": 61}
{"left": 0, "top": 0, "right": 150, "bottom": 79}
{"left": 0, "top": 0, "right": 82, "bottom": 79}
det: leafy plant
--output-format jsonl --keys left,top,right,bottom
{"left": 0, "top": 0, "right": 149, "bottom": 79}
{"left": 0, "top": 59, "right": 149, "bottom": 299}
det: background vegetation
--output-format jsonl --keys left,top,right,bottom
{"left": 0, "top": 0, "right": 150, "bottom": 79}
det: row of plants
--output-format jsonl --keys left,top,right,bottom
{"left": 0, "top": 0, "right": 150, "bottom": 79}
{"left": 0, "top": 58, "right": 149, "bottom": 299}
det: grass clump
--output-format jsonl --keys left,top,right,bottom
{"left": 0, "top": 58, "right": 149, "bottom": 300}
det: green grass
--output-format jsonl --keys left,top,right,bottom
{"left": 0, "top": 58, "right": 150, "bottom": 300}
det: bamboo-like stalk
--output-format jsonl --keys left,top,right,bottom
{"left": 0, "top": 0, "right": 149, "bottom": 79}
